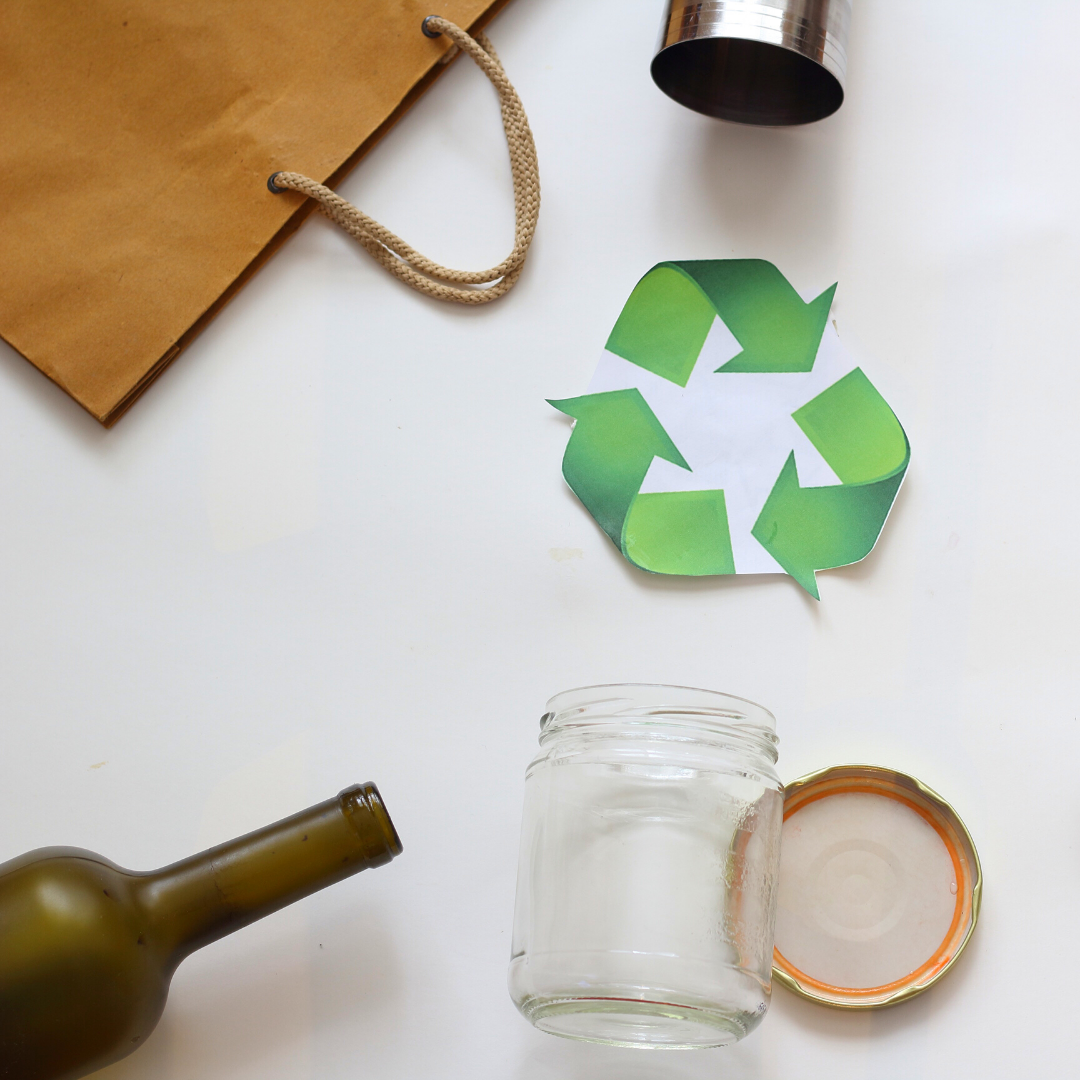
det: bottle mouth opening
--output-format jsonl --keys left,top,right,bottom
{"left": 541, "top": 684, "right": 777, "bottom": 758}
{"left": 340, "top": 782, "right": 404, "bottom": 858}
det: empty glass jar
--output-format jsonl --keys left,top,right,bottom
{"left": 509, "top": 684, "right": 782, "bottom": 1049}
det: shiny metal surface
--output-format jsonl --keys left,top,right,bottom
{"left": 652, "top": 1, "right": 851, "bottom": 125}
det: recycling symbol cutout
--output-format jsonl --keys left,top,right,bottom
{"left": 550, "top": 260, "right": 909, "bottom": 598}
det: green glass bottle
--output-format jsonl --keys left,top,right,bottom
{"left": 0, "top": 783, "right": 402, "bottom": 1080}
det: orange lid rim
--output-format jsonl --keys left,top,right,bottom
{"left": 772, "top": 764, "right": 982, "bottom": 1010}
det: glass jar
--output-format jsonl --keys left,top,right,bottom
{"left": 508, "top": 684, "right": 782, "bottom": 1049}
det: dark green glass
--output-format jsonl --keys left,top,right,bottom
{"left": 0, "top": 783, "right": 402, "bottom": 1080}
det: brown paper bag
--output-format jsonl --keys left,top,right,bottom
{"left": 0, "top": 0, "right": 511, "bottom": 425}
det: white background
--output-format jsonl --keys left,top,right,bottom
{"left": 2, "top": 1, "right": 1078, "bottom": 1077}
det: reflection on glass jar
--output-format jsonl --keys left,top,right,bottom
{"left": 508, "top": 684, "right": 782, "bottom": 1049}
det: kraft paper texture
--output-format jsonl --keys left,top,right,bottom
{"left": 0, "top": 0, "right": 509, "bottom": 425}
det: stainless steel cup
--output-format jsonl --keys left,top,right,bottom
{"left": 652, "top": 1, "right": 851, "bottom": 125}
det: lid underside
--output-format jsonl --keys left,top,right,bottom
{"left": 772, "top": 765, "right": 981, "bottom": 1008}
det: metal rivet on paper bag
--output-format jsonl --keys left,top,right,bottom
{"left": 773, "top": 765, "right": 982, "bottom": 1008}
{"left": 652, "top": 0, "right": 851, "bottom": 125}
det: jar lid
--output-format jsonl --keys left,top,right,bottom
{"left": 772, "top": 765, "right": 981, "bottom": 1009}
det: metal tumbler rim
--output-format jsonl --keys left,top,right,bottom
{"left": 652, "top": 0, "right": 852, "bottom": 126}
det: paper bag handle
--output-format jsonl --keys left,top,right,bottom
{"left": 267, "top": 16, "right": 539, "bottom": 305}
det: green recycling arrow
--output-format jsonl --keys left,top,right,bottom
{"left": 548, "top": 389, "right": 690, "bottom": 547}
{"left": 623, "top": 489, "right": 735, "bottom": 575}
{"left": 606, "top": 260, "right": 836, "bottom": 382}
{"left": 554, "top": 259, "right": 908, "bottom": 597}
{"left": 751, "top": 368, "right": 910, "bottom": 599}
{"left": 550, "top": 388, "right": 735, "bottom": 574}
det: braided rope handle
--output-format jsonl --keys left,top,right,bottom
{"left": 268, "top": 16, "right": 539, "bottom": 305}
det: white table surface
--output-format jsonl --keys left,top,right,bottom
{"left": 2, "top": 1, "right": 1076, "bottom": 1077}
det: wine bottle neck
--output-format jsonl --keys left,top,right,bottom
{"left": 135, "top": 784, "right": 401, "bottom": 963}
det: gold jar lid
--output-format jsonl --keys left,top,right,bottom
{"left": 772, "top": 764, "right": 982, "bottom": 1009}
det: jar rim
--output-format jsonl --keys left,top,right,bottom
{"left": 543, "top": 683, "right": 776, "bottom": 737}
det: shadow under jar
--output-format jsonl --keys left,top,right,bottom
{"left": 508, "top": 685, "right": 782, "bottom": 1049}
